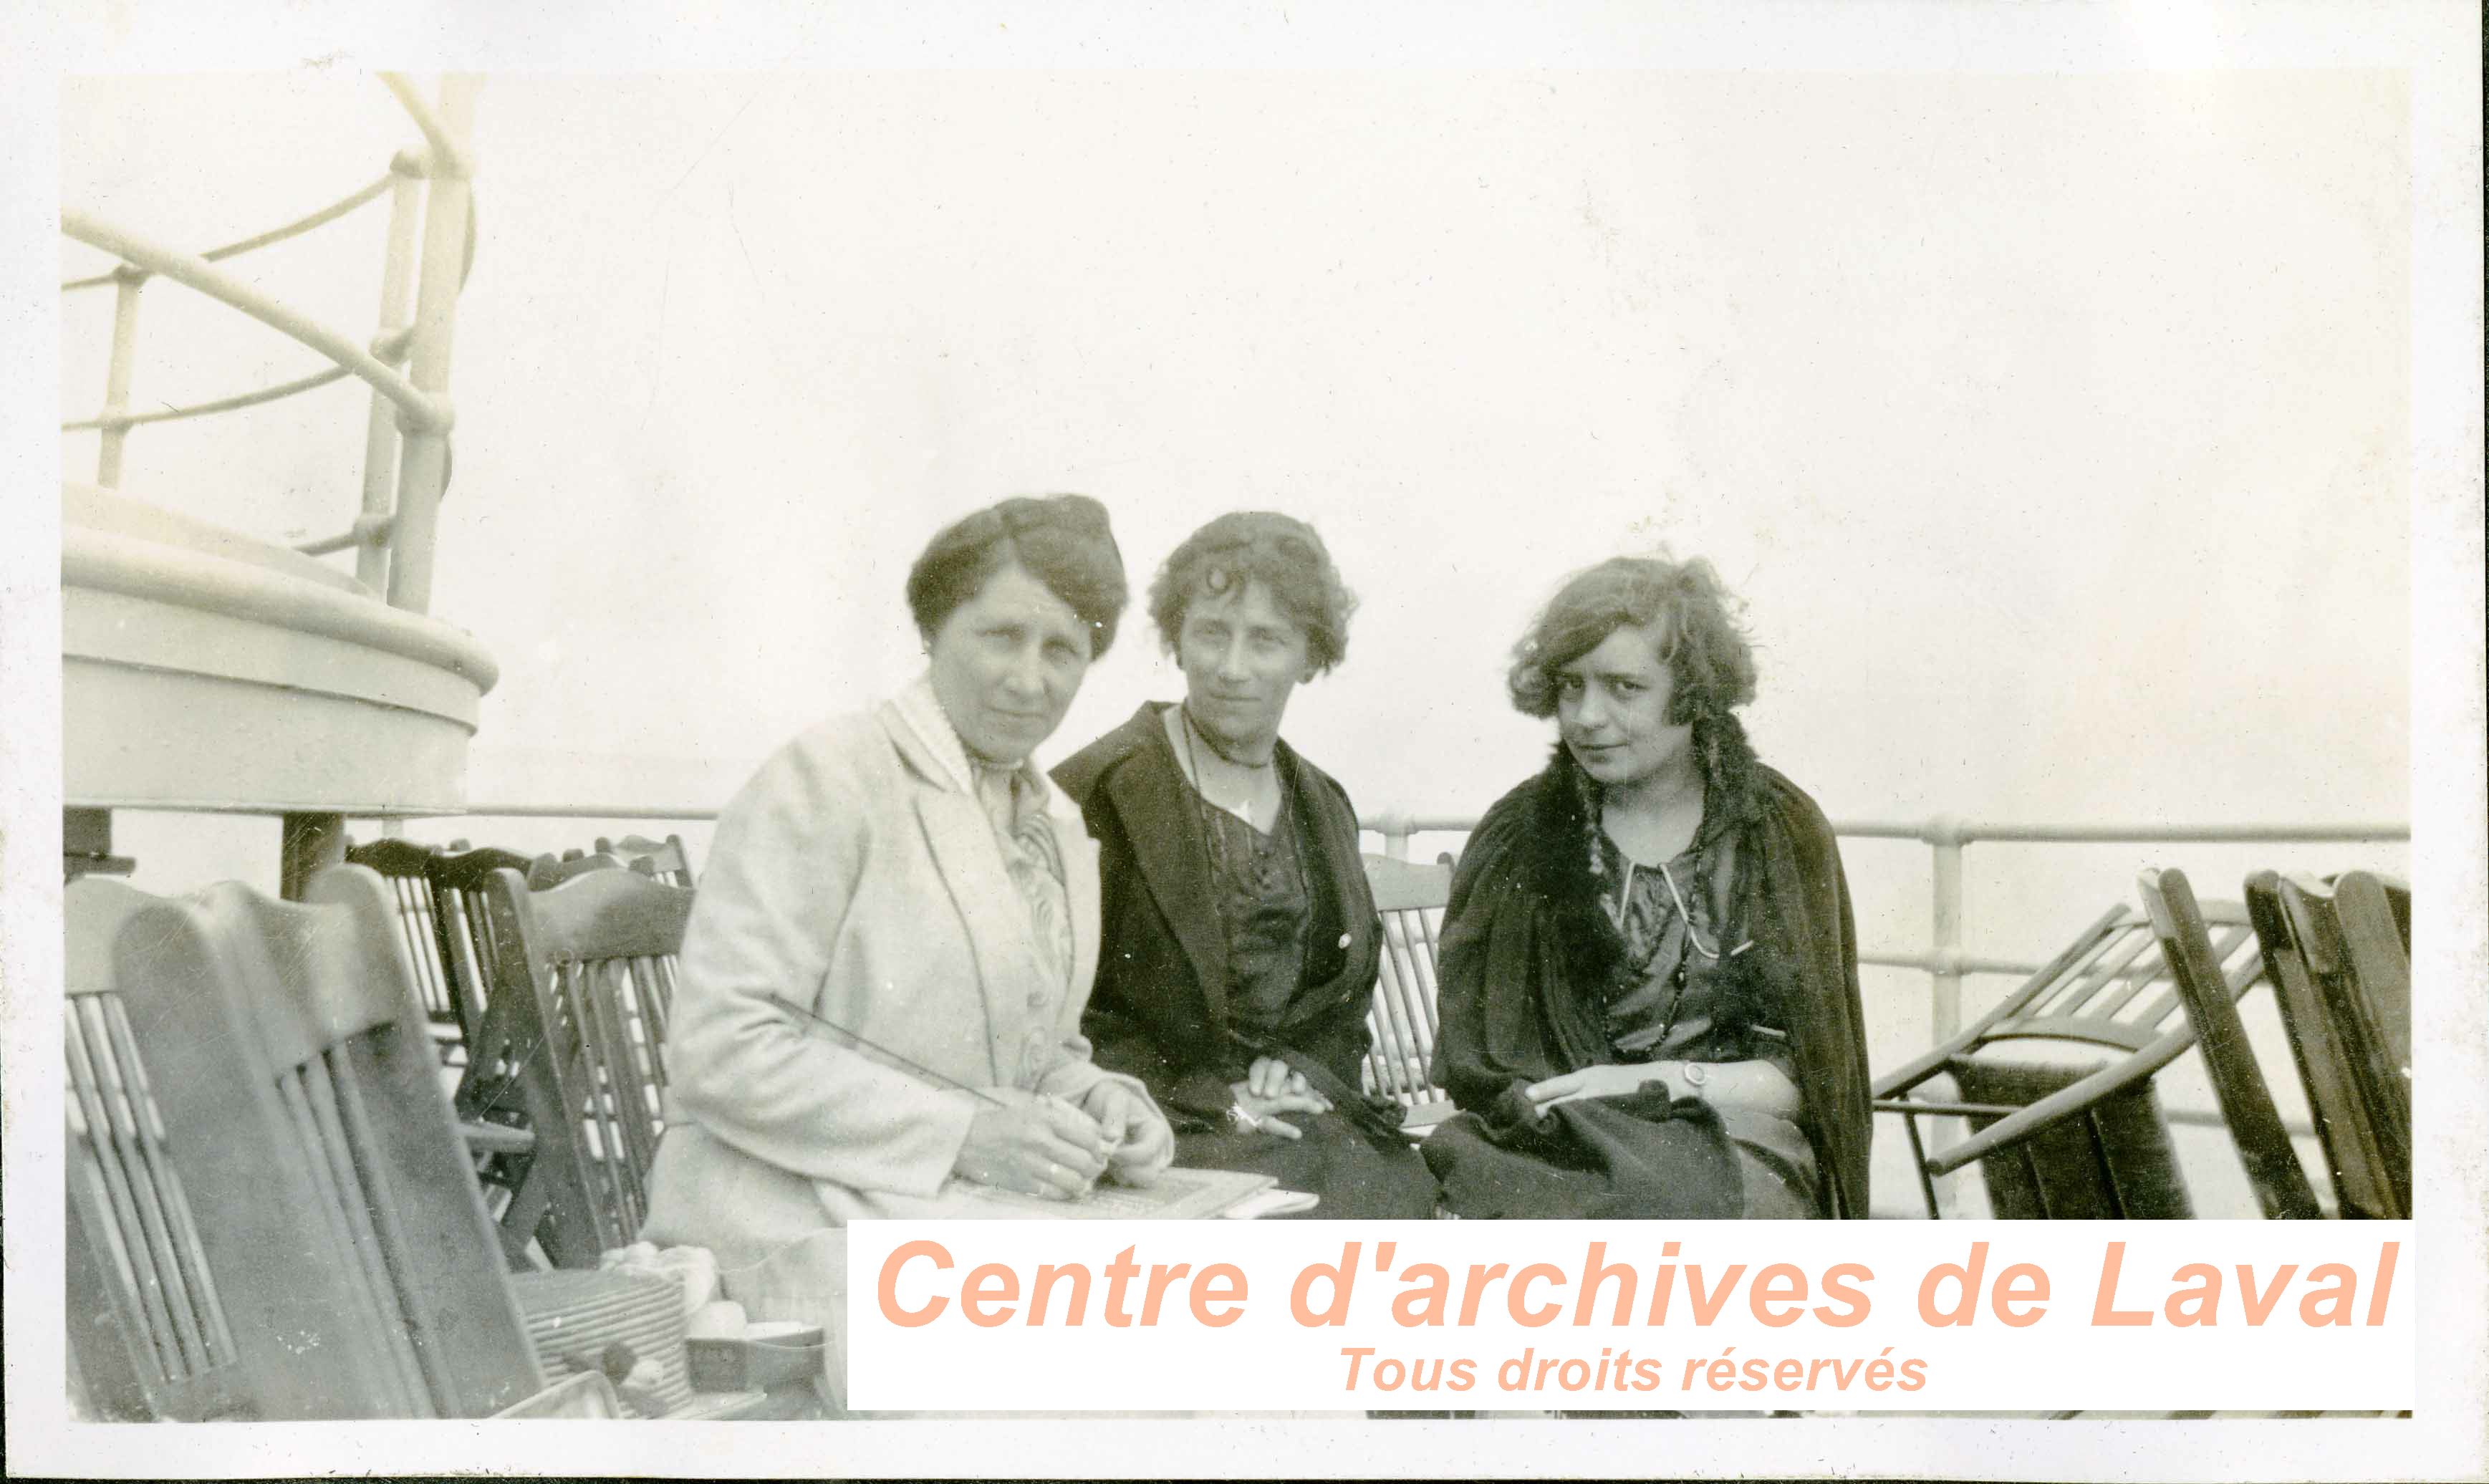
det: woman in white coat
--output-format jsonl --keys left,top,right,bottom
{"left": 640, "top": 494, "right": 1175, "bottom": 1410}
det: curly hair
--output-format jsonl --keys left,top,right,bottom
{"left": 1147, "top": 511, "right": 1357, "bottom": 675}
{"left": 1507, "top": 554, "right": 1757, "bottom": 723}
{"left": 905, "top": 493, "right": 1130, "bottom": 659}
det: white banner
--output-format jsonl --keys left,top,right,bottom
{"left": 847, "top": 1220, "right": 2412, "bottom": 1412}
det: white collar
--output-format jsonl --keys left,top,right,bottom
{"left": 892, "top": 673, "right": 1056, "bottom": 809}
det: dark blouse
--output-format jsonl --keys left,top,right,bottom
{"left": 1595, "top": 827, "right": 1820, "bottom": 1209}
{"left": 1193, "top": 776, "right": 1314, "bottom": 1036}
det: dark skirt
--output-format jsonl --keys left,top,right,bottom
{"left": 1175, "top": 1109, "right": 1439, "bottom": 1219}
{"left": 1425, "top": 1085, "right": 1821, "bottom": 1220}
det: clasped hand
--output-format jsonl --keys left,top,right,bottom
{"left": 953, "top": 1084, "right": 1173, "bottom": 1199}
{"left": 1228, "top": 1055, "right": 1330, "bottom": 1141}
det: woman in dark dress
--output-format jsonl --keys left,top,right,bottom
{"left": 1053, "top": 512, "right": 1438, "bottom": 1218}
{"left": 1426, "top": 554, "right": 1872, "bottom": 1220}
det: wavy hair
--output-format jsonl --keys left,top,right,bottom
{"left": 905, "top": 493, "right": 1129, "bottom": 658}
{"left": 1147, "top": 511, "right": 1357, "bottom": 675}
{"left": 1506, "top": 554, "right": 1757, "bottom": 724}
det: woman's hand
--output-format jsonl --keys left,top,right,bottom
{"left": 1229, "top": 1057, "right": 1331, "bottom": 1140}
{"left": 1243, "top": 1054, "right": 1330, "bottom": 1109}
{"left": 953, "top": 1088, "right": 1109, "bottom": 1199}
{"left": 1081, "top": 1080, "right": 1175, "bottom": 1187}
{"left": 1525, "top": 1063, "right": 1662, "bottom": 1111}
{"left": 1526, "top": 1059, "right": 1805, "bottom": 1118}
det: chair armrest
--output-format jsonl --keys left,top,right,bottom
{"left": 1400, "top": 1098, "right": 1460, "bottom": 1139}
{"left": 1922, "top": 1031, "right": 2191, "bottom": 1177}
{"left": 1872, "top": 1048, "right": 1965, "bottom": 1101}
{"left": 460, "top": 1121, "right": 536, "bottom": 1157}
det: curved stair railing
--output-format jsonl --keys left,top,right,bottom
{"left": 60, "top": 73, "right": 481, "bottom": 615}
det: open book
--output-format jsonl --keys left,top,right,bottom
{"left": 876, "top": 1166, "right": 1281, "bottom": 1221}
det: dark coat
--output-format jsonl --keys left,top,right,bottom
{"left": 1052, "top": 703, "right": 1397, "bottom": 1137}
{"left": 1432, "top": 725, "right": 1873, "bottom": 1218}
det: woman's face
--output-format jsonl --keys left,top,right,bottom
{"left": 926, "top": 559, "right": 1093, "bottom": 766}
{"left": 1176, "top": 578, "right": 1314, "bottom": 754}
{"left": 1554, "top": 622, "right": 1694, "bottom": 794}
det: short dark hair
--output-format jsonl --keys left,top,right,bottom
{"left": 1507, "top": 554, "right": 1756, "bottom": 722}
{"left": 905, "top": 493, "right": 1129, "bottom": 657}
{"left": 1147, "top": 511, "right": 1356, "bottom": 675}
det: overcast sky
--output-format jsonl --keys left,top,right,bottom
{"left": 14, "top": 6, "right": 2487, "bottom": 1463}
{"left": 59, "top": 69, "right": 2411, "bottom": 950}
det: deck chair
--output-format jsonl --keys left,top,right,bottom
{"left": 344, "top": 840, "right": 541, "bottom": 1206}
{"left": 2245, "top": 870, "right": 2410, "bottom": 1219}
{"left": 469, "top": 865, "right": 693, "bottom": 1266}
{"left": 65, "top": 877, "right": 253, "bottom": 1420}
{"left": 343, "top": 839, "right": 534, "bottom": 1052}
{"left": 1874, "top": 895, "right": 2265, "bottom": 1218}
{"left": 1361, "top": 854, "right": 1458, "bottom": 1134}
{"left": 95, "top": 866, "right": 549, "bottom": 1417}
{"left": 597, "top": 832, "right": 698, "bottom": 888}
{"left": 344, "top": 838, "right": 467, "bottom": 1056}
{"left": 2138, "top": 867, "right": 2323, "bottom": 1220}
{"left": 425, "top": 842, "right": 537, "bottom": 1031}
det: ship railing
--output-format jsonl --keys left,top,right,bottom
{"left": 59, "top": 73, "right": 481, "bottom": 615}
{"left": 433, "top": 802, "right": 2406, "bottom": 1079}
{"left": 408, "top": 803, "right": 2405, "bottom": 1213}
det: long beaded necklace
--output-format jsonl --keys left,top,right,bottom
{"left": 1180, "top": 703, "right": 1294, "bottom": 894}
{"left": 1598, "top": 824, "right": 1755, "bottom": 1050}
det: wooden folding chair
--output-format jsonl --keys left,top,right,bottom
{"left": 426, "top": 842, "right": 536, "bottom": 1036}
{"left": 344, "top": 838, "right": 466, "bottom": 1057}
{"left": 343, "top": 839, "right": 533, "bottom": 1054}
{"left": 100, "top": 866, "right": 550, "bottom": 1417}
{"left": 65, "top": 877, "right": 252, "bottom": 1421}
{"left": 597, "top": 832, "right": 698, "bottom": 889}
{"left": 2246, "top": 870, "right": 2411, "bottom": 1220}
{"left": 1874, "top": 895, "right": 2266, "bottom": 1218}
{"left": 2138, "top": 867, "right": 2323, "bottom": 1219}
{"left": 1360, "top": 853, "right": 1458, "bottom": 1135}
{"left": 471, "top": 865, "right": 694, "bottom": 1266}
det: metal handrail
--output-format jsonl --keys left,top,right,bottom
{"left": 428, "top": 797, "right": 2390, "bottom": 1215}
{"left": 380, "top": 73, "right": 472, "bottom": 178}
{"left": 60, "top": 74, "right": 478, "bottom": 613}
{"left": 437, "top": 799, "right": 2404, "bottom": 985}
{"left": 63, "top": 364, "right": 352, "bottom": 432}
{"left": 59, "top": 170, "right": 395, "bottom": 291}
{"left": 61, "top": 210, "right": 448, "bottom": 433}
{"left": 60, "top": 326, "right": 415, "bottom": 433}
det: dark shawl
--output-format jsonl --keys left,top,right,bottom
{"left": 1433, "top": 723, "right": 1872, "bottom": 1218}
{"left": 1052, "top": 703, "right": 1402, "bottom": 1139}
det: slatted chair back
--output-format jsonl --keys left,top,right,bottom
{"left": 341, "top": 839, "right": 533, "bottom": 1056}
{"left": 477, "top": 865, "right": 695, "bottom": 1265}
{"left": 1359, "top": 854, "right": 1456, "bottom": 1130}
{"left": 2247, "top": 870, "right": 2411, "bottom": 1220}
{"left": 344, "top": 837, "right": 463, "bottom": 1049}
{"left": 596, "top": 832, "right": 698, "bottom": 888}
{"left": 106, "top": 865, "right": 546, "bottom": 1417}
{"left": 2138, "top": 867, "right": 2323, "bottom": 1220}
{"left": 64, "top": 877, "right": 251, "bottom": 1421}
{"left": 1874, "top": 897, "right": 2267, "bottom": 1218}
{"left": 424, "top": 843, "right": 534, "bottom": 1039}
